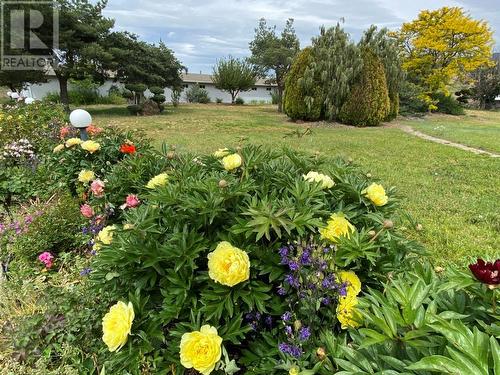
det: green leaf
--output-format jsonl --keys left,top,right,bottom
{"left": 358, "top": 328, "right": 389, "bottom": 347}
{"left": 407, "top": 355, "right": 475, "bottom": 374}
{"left": 490, "top": 336, "right": 500, "bottom": 375}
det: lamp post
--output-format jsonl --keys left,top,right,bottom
{"left": 69, "top": 109, "right": 92, "bottom": 141}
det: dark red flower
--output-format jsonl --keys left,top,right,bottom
{"left": 120, "top": 144, "right": 136, "bottom": 154}
{"left": 469, "top": 259, "right": 500, "bottom": 285}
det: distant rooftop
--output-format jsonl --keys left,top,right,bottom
{"left": 182, "top": 73, "right": 276, "bottom": 87}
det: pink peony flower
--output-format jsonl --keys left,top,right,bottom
{"left": 80, "top": 204, "right": 94, "bottom": 218}
{"left": 60, "top": 127, "right": 70, "bottom": 139}
{"left": 90, "top": 179, "right": 105, "bottom": 197}
{"left": 120, "top": 194, "right": 140, "bottom": 209}
{"left": 38, "top": 251, "right": 54, "bottom": 269}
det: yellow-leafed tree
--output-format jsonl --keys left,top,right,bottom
{"left": 395, "top": 7, "right": 494, "bottom": 92}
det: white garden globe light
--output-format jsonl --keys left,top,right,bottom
{"left": 25, "top": 97, "right": 35, "bottom": 104}
{"left": 69, "top": 109, "right": 92, "bottom": 128}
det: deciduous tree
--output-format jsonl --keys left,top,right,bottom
{"left": 395, "top": 7, "right": 494, "bottom": 92}
{"left": 470, "top": 61, "right": 500, "bottom": 109}
{"left": 249, "top": 18, "right": 300, "bottom": 112}
{"left": 212, "top": 57, "right": 256, "bottom": 103}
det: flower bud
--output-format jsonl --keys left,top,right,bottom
{"left": 218, "top": 179, "right": 228, "bottom": 188}
{"left": 293, "top": 320, "right": 302, "bottom": 331}
{"left": 167, "top": 151, "right": 175, "bottom": 159}
{"left": 416, "top": 223, "right": 423, "bottom": 231}
{"left": 316, "top": 347, "right": 326, "bottom": 360}
{"left": 488, "top": 284, "right": 498, "bottom": 290}
{"left": 383, "top": 219, "right": 394, "bottom": 229}
{"left": 368, "top": 230, "right": 376, "bottom": 238}
{"left": 170, "top": 145, "right": 176, "bottom": 151}
{"left": 366, "top": 173, "right": 372, "bottom": 178}
{"left": 236, "top": 146, "right": 242, "bottom": 152}
{"left": 434, "top": 266, "right": 444, "bottom": 273}
{"left": 347, "top": 157, "right": 353, "bottom": 164}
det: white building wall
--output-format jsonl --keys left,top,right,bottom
{"left": 25, "top": 79, "right": 275, "bottom": 104}
{"left": 165, "top": 83, "right": 275, "bottom": 103}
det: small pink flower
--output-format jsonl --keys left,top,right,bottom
{"left": 80, "top": 204, "right": 94, "bottom": 218}
{"left": 90, "top": 179, "right": 105, "bottom": 197}
{"left": 38, "top": 251, "right": 54, "bottom": 269}
{"left": 120, "top": 194, "right": 140, "bottom": 209}
{"left": 60, "top": 127, "right": 70, "bottom": 139}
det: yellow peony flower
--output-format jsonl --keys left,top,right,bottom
{"left": 363, "top": 183, "right": 388, "bottom": 206}
{"left": 53, "top": 144, "right": 65, "bottom": 153}
{"left": 303, "top": 171, "right": 335, "bottom": 189}
{"left": 320, "top": 213, "right": 355, "bottom": 243}
{"left": 336, "top": 294, "right": 362, "bottom": 329}
{"left": 338, "top": 271, "right": 361, "bottom": 297}
{"left": 213, "top": 148, "right": 230, "bottom": 158}
{"left": 146, "top": 173, "right": 169, "bottom": 189}
{"left": 102, "top": 301, "right": 134, "bottom": 352}
{"left": 78, "top": 169, "right": 95, "bottom": 183}
{"left": 180, "top": 325, "right": 222, "bottom": 375}
{"left": 222, "top": 153, "right": 242, "bottom": 171}
{"left": 96, "top": 225, "right": 115, "bottom": 245}
{"left": 80, "top": 140, "right": 101, "bottom": 153}
{"left": 289, "top": 366, "right": 300, "bottom": 375}
{"left": 65, "top": 137, "right": 82, "bottom": 147}
{"left": 208, "top": 241, "right": 250, "bottom": 287}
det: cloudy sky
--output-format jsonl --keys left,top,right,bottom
{"left": 103, "top": 0, "right": 500, "bottom": 73}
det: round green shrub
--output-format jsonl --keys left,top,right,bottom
{"left": 234, "top": 97, "right": 245, "bottom": 105}
{"left": 283, "top": 47, "right": 322, "bottom": 121}
{"left": 90, "top": 145, "right": 421, "bottom": 373}
{"left": 149, "top": 86, "right": 164, "bottom": 95}
{"left": 431, "top": 92, "right": 465, "bottom": 115}
{"left": 122, "top": 89, "right": 134, "bottom": 99}
{"left": 125, "top": 83, "right": 147, "bottom": 94}
{"left": 152, "top": 94, "right": 166, "bottom": 104}
{"left": 339, "top": 50, "right": 390, "bottom": 126}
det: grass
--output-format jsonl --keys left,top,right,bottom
{"left": 87, "top": 104, "right": 500, "bottom": 265}
{"left": 399, "top": 110, "right": 500, "bottom": 153}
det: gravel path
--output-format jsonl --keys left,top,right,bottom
{"left": 398, "top": 125, "right": 500, "bottom": 158}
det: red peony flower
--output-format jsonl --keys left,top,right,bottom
{"left": 120, "top": 143, "right": 136, "bottom": 154}
{"left": 469, "top": 259, "right": 500, "bottom": 285}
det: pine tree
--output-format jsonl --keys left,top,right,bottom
{"left": 310, "top": 24, "right": 363, "bottom": 120}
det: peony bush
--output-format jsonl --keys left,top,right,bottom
{"left": 88, "top": 145, "right": 425, "bottom": 373}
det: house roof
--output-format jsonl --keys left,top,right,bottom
{"left": 182, "top": 73, "right": 276, "bottom": 87}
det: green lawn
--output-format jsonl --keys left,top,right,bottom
{"left": 87, "top": 104, "right": 500, "bottom": 265}
{"left": 398, "top": 110, "right": 500, "bottom": 154}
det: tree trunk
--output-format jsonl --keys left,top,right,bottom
{"left": 277, "top": 85, "right": 284, "bottom": 112}
{"left": 231, "top": 91, "right": 236, "bottom": 104}
{"left": 57, "top": 74, "right": 70, "bottom": 112}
